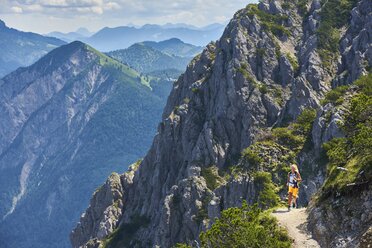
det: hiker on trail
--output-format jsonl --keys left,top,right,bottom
{"left": 287, "top": 164, "right": 302, "bottom": 210}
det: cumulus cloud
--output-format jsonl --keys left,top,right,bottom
{"left": 11, "top": 6, "right": 23, "bottom": 13}
{"left": 0, "top": 0, "right": 256, "bottom": 33}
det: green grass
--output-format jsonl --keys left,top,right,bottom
{"left": 320, "top": 74, "right": 372, "bottom": 196}
{"left": 286, "top": 53, "right": 299, "bottom": 73}
{"left": 237, "top": 63, "right": 257, "bottom": 84}
{"left": 246, "top": 4, "right": 291, "bottom": 37}
{"left": 298, "top": 0, "right": 309, "bottom": 15}
{"left": 321, "top": 85, "right": 350, "bottom": 105}
{"left": 200, "top": 166, "right": 225, "bottom": 190}
{"left": 316, "top": 0, "right": 359, "bottom": 70}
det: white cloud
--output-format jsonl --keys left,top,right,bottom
{"left": 11, "top": 6, "right": 23, "bottom": 13}
{"left": 1, "top": 0, "right": 257, "bottom": 33}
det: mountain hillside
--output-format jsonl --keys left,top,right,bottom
{"left": 71, "top": 0, "right": 371, "bottom": 247}
{"left": 107, "top": 43, "right": 192, "bottom": 74}
{"left": 83, "top": 24, "right": 224, "bottom": 51}
{"left": 0, "top": 41, "right": 172, "bottom": 248}
{"left": 141, "top": 38, "right": 203, "bottom": 57}
{"left": 0, "top": 20, "right": 66, "bottom": 78}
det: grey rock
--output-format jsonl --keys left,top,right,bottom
{"left": 72, "top": 1, "right": 372, "bottom": 247}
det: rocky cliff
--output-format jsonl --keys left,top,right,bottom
{"left": 0, "top": 41, "right": 171, "bottom": 248}
{"left": 71, "top": 0, "right": 371, "bottom": 247}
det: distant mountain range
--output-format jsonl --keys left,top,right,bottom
{"left": 81, "top": 23, "right": 224, "bottom": 51}
{"left": 47, "top": 28, "right": 93, "bottom": 42}
{"left": 142, "top": 38, "right": 203, "bottom": 57}
{"left": 107, "top": 38, "right": 203, "bottom": 74}
{"left": 0, "top": 20, "right": 66, "bottom": 78}
{"left": 0, "top": 41, "right": 172, "bottom": 248}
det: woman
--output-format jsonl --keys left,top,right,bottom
{"left": 287, "top": 164, "right": 302, "bottom": 210}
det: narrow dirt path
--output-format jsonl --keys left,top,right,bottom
{"left": 272, "top": 208, "right": 320, "bottom": 248}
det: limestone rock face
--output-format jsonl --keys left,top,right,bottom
{"left": 70, "top": 168, "right": 136, "bottom": 247}
{"left": 71, "top": 0, "right": 371, "bottom": 247}
{"left": 335, "top": 0, "right": 372, "bottom": 86}
{"left": 308, "top": 186, "right": 372, "bottom": 247}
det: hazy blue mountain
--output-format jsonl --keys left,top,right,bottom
{"left": 107, "top": 39, "right": 201, "bottom": 73}
{"left": 48, "top": 28, "right": 93, "bottom": 42}
{"left": 0, "top": 41, "right": 172, "bottom": 248}
{"left": 142, "top": 38, "right": 203, "bottom": 57}
{"left": 0, "top": 20, "right": 66, "bottom": 78}
{"left": 83, "top": 23, "right": 224, "bottom": 51}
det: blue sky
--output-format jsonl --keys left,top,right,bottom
{"left": 0, "top": 0, "right": 257, "bottom": 34}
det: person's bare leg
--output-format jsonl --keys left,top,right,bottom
{"left": 288, "top": 192, "right": 292, "bottom": 209}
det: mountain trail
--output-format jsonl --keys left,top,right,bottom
{"left": 272, "top": 208, "right": 320, "bottom": 248}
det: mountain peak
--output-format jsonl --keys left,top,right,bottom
{"left": 164, "top": 38, "right": 183, "bottom": 43}
{"left": 0, "top": 20, "right": 7, "bottom": 29}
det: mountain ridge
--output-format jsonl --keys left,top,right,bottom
{"left": 83, "top": 23, "right": 224, "bottom": 51}
{"left": 0, "top": 19, "right": 66, "bottom": 78}
{"left": 71, "top": 0, "right": 371, "bottom": 247}
{"left": 106, "top": 39, "right": 203, "bottom": 74}
{"left": 0, "top": 40, "right": 172, "bottom": 248}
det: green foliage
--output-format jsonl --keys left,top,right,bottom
{"left": 294, "top": 108, "right": 317, "bottom": 134}
{"left": 191, "top": 87, "right": 200, "bottom": 93}
{"left": 194, "top": 195, "right": 213, "bottom": 225}
{"left": 281, "top": 2, "right": 291, "bottom": 10}
{"left": 297, "top": 0, "right": 308, "bottom": 15}
{"left": 246, "top": 4, "right": 291, "bottom": 37}
{"left": 102, "top": 215, "right": 150, "bottom": 248}
{"left": 174, "top": 244, "right": 192, "bottom": 248}
{"left": 286, "top": 53, "right": 299, "bottom": 72}
{"left": 355, "top": 73, "right": 372, "bottom": 96}
{"left": 198, "top": 202, "right": 291, "bottom": 248}
{"left": 321, "top": 85, "right": 350, "bottom": 105}
{"left": 272, "top": 128, "right": 305, "bottom": 151}
{"left": 259, "top": 84, "right": 269, "bottom": 94}
{"left": 316, "top": 0, "right": 358, "bottom": 69}
{"left": 242, "top": 148, "right": 263, "bottom": 169}
{"left": 274, "top": 41, "right": 282, "bottom": 59}
{"left": 106, "top": 43, "right": 191, "bottom": 74}
{"left": 183, "top": 97, "right": 191, "bottom": 104}
{"left": 257, "top": 47, "right": 267, "bottom": 57}
{"left": 254, "top": 172, "right": 280, "bottom": 209}
{"left": 320, "top": 74, "right": 372, "bottom": 195}
{"left": 201, "top": 166, "right": 224, "bottom": 190}
{"left": 237, "top": 63, "right": 256, "bottom": 84}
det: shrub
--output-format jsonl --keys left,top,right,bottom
{"left": 201, "top": 166, "right": 224, "bottom": 190}
{"left": 320, "top": 74, "right": 372, "bottom": 195}
{"left": 257, "top": 48, "right": 267, "bottom": 57}
{"left": 199, "top": 202, "right": 291, "bottom": 248}
{"left": 191, "top": 87, "right": 200, "bottom": 93}
{"left": 316, "top": 0, "right": 358, "bottom": 69}
{"left": 242, "top": 148, "right": 263, "bottom": 169}
{"left": 237, "top": 64, "right": 256, "bottom": 84}
{"left": 321, "top": 85, "right": 349, "bottom": 105}
{"left": 281, "top": 2, "right": 291, "bottom": 10}
{"left": 286, "top": 53, "right": 299, "bottom": 72}
{"left": 102, "top": 214, "right": 150, "bottom": 248}
{"left": 259, "top": 84, "right": 269, "bottom": 94}
{"left": 298, "top": 0, "right": 308, "bottom": 15}
{"left": 246, "top": 4, "right": 290, "bottom": 37}
{"left": 254, "top": 172, "right": 280, "bottom": 209}
{"left": 295, "top": 108, "right": 317, "bottom": 134}
{"left": 273, "top": 128, "right": 305, "bottom": 150}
